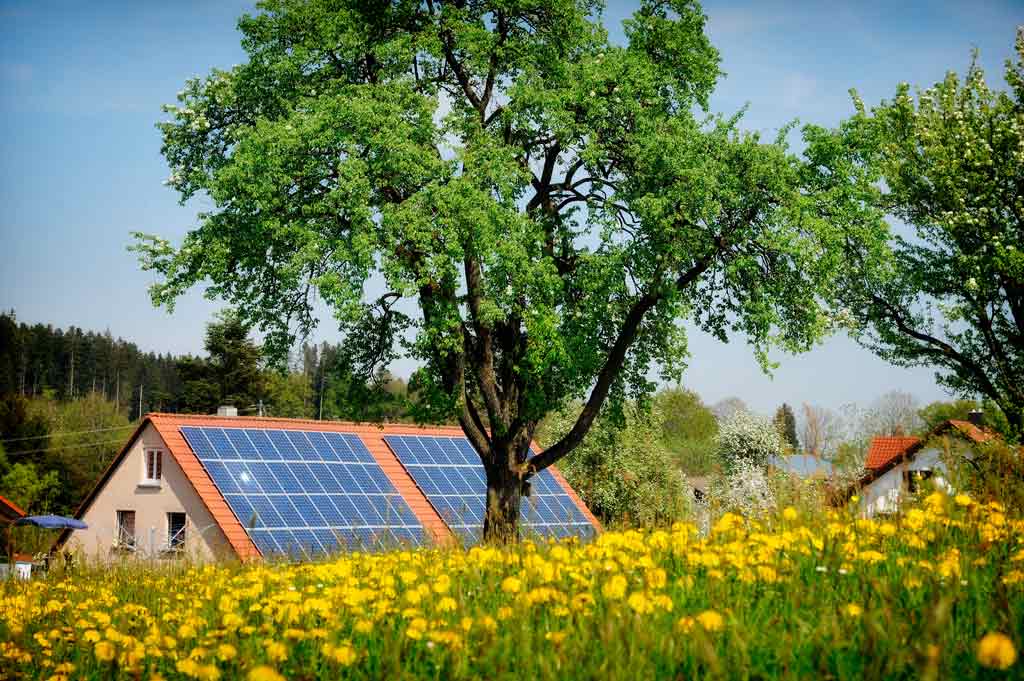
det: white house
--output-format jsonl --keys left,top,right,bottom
{"left": 848, "top": 418, "right": 994, "bottom": 517}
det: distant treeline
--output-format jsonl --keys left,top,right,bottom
{"left": 0, "top": 310, "right": 409, "bottom": 423}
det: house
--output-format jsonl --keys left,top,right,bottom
{"left": 847, "top": 417, "right": 995, "bottom": 516}
{"left": 0, "top": 494, "right": 26, "bottom": 523}
{"left": 55, "top": 412, "right": 599, "bottom": 562}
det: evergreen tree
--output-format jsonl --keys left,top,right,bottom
{"left": 773, "top": 403, "right": 799, "bottom": 452}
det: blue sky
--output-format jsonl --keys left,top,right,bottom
{"left": 0, "top": 0, "right": 1019, "bottom": 415}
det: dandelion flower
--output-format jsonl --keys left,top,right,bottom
{"left": 977, "top": 633, "right": 1017, "bottom": 670}
{"left": 696, "top": 610, "right": 724, "bottom": 632}
{"left": 94, "top": 640, "right": 116, "bottom": 663}
{"left": 843, "top": 603, "right": 863, "bottom": 618}
{"left": 247, "top": 666, "right": 285, "bottom": 681}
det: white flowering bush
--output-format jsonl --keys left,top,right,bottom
{"left": 716, "top": 410, "right": 784, "bottom": 470}
{"left": 718, "top": 457, "right": 776, "bottom": 517}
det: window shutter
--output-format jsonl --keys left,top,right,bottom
{"left": 156, "top": 451, "right": 162, "bottom": 479}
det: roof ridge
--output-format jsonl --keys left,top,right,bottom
{"left": 145, "top": 412, "right": 466, "bottom": 431}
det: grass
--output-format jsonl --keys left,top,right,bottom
{"left": 1, "top": 492, "right": 1021, "bottom": 680}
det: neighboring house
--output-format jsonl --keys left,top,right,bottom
{"left": 0, "top": 494, "right": 26, "bottom": 523}
{"left": 847, "top": 418, "right": 995, "bottom": 517}
{"left": 55, "top": 412, "right": 599, "bottom": 563}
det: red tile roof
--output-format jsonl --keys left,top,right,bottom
{"left": 57, "top": 413, "right": 599, "bottom": 559}
{"left": 947, "top": 419, "right": 996, "bottom": 444}
{"left": 864, "top": 436, "right": 920, "bottom": 470}
{"left": 0, "top": 494, "right": 26, "bottom": 520}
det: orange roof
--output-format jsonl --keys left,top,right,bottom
{"left": 865, "top": 436, "right": 920, "bottom": 470}
{"left": 947, "top": 419, "right": 996, "bottom": 444}
{"left": 0, "top": 494, "right": 26, "bottom": 520}
{"left": 57, "top": 413, "right": 599, "bottom": 559}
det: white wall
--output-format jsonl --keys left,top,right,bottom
{"left": 63, "top": 423, "right": 234, "bottom": 563}
{"left": 858, "top": 448, "right": 951, "bottom": 517}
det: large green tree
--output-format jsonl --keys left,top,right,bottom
{"left": 803, "top": 31, "right": 1024, "bottom": 437}
{"left": 135, "top": 0, "right": 843, "bottom": 540}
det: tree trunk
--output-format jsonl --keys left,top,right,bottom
{"left": 482, "top": 462, "right": 523, "bottom": 544}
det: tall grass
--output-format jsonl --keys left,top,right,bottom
{"left": 1, "top": 492, "right": 1021, "bottom": 680}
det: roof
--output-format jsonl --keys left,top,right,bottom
{"left": 865, "top": 436, "right": 921, "bottom": 470}
{"left": 0, "top": 494, "right": 26, "bottom": 521}
{"left": 841, "top": 419, "right": 1003, "bottom": 504}
{"left": 56, "top": 413, "right": 599, "bottom": 558}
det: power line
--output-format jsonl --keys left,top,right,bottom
{"left": 3, "top": 436, "right": 126, "bottom": 456}
{"left": 0, "top": 424, "right": 136, "bottom": 444}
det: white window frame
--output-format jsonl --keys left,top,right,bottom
{"left": 141, "top": 449, "right": 163, "bottom": 486}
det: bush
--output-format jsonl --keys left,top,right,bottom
{"left": 716, "top": 410, "right": 784, "bottom": 469}
{"left": 538, "top": 401, "right": 692, "bottom": 526}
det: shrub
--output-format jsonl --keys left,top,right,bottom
{"left": 539, "top": 401, "right": 692, "bottom": 526}
{"left": 716, "top": 410, "right": 784, "bottom": 469}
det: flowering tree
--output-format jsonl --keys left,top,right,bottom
{"left": 133, "top": 0, "right": 847, "bottom": 541}
{"left": 716, "top": 410, "right": 783, "bottom": 469}
{"left": 802, "top": 31, "right": 1024, "bottom": 437}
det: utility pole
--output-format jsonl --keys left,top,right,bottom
{"left": 138, "top": 382, "right": 143, "bottom": 421}
{"left": 258, "top": 399, "right": 263, "bottom": 417}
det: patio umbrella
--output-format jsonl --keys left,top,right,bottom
{"left": 12, "top": 515, "right": 87, "bottom": 530}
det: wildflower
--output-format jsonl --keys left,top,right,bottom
{"left": 436, "top": 597, "right": 458, "bottom": 613}
{"left": 94, "top": 641, "right": 116, "bottom": 663}
{"left": 627, "top": 592, "right": 654, "bottom": 615}
{"left": 954, "top": 493, "right": 972, "bottom": 507}
{"left": 216, "top": 644, "right": 237, "bottom": 661}
{"left": 602, "top": 574, "right": 628, "bottom": 600}
{"left": 501, "top": 576, "right": 522, "bottom": 594}
{"left": 977, "top": 633, "right": 1017, "bottom": 670}
{"left": 696, "top": 610, "right": 724, "bottom": 632}
{"left": 247, "top": 667, "right": 285, "bottom": 681}
{"left": 783, "top": 507, "right": 799, "bottom": 521}
{"left": 545, "top": 631, "right": 567, "bottom": 644}
{"left": 264, "top": 641, "right": 288, "bottom": 662}
{"left": 327, "top": 643, "right": 357, "bottom": 666}
{"left": 844, "top": 603, "right": 863, "bottom": 618}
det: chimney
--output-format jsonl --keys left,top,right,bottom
{"left": 217, "top": 405, "right": 238, "bottom": 417}
{"left": 968, "top": 409, "right": 984, "bottom": 427}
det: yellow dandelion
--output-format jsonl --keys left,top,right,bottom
{"left": 977, "top": 633, "right": 1017, "bottom": 670}
{"left": 501, "top": 576, "right": 522, "bottom": 594}
{"left": 696, "top": 610, "right": 724, "bottom": 632}
{"left": 247, "top": 666, "right": 285, "bottom": 681}
{"left": 843, "top": 603, "right": 863, "bottom": 618}
{"left": 94, "top": 641, "right": 116, "bottom": 663}
{"left": 216, "top": 644, "right": 237, "bottom": 662}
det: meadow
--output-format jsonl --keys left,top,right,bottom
{"left": 1, "top": 492, "right": 1021, "bottom": 680}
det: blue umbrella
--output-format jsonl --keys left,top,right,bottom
{"left": 12, "top": 515, "right": 87, "bottom": 530}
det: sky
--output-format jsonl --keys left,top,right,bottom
{"left": 0, "top": 0, "right": 1020, "bottom": 416}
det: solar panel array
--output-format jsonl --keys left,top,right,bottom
{"left": 384, "top": 435, "right": 595, "bottom": 544}
{"left": 180, "top": 426, "right": 425, "bottom": 558}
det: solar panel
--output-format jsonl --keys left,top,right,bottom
{"left": 383, "top": 435, "right": 595, "bottom": 544}
{"left": 180, "top": 426, "right": 426, "bottom": 558}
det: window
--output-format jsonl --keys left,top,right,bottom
{"left": 904, "top": 469, "right": 935, "bottom": 494}
{"left": 144, "top": 450, "right": 163, "bottom": 483}
{"left": 167, "top": 512, "right": 186, "bottom": 552}
{"left": 116, "top": 510, "right": 136, "bottom": 550}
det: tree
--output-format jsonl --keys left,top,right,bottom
{"left": 803, "top": 31, "right": 1024, "bottom": 437}
{"left": 204, "top": 310, "right": 264, "bottom": 410}
{"left": 798, "top": 402, "right": 842, "bottom": 460}
{"left": 716, "top": 411, "right": 783, "bottom": 470}
{"left": 134, "top": 0, "right": 846, "bottom": 540}
{"left": 773, "top": 403, "right": 798, "bottom": 452}
{"left": 711, "top": 397, "right": 750, "bottom": 423}
{"left": 918, "top": 399, "right": 980, "bottom": 433}
{"left": 540, "top": 400, "right": 690, "bottom": 525}
{"left": 657, "top": 385, "right": 717, "bottom": 443}
{"left": 861, "top": 390, "right": 922, "bottom": 437}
